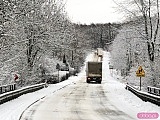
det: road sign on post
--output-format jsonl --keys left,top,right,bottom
{"left": 136, "top": 66, "right": 145, "bottom": 91}
{"left": 136, "top": 66, "right": 145, "bottom": 77}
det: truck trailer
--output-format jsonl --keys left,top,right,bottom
{"left": 86, "top": 61, "right": 102, "bottom": 84}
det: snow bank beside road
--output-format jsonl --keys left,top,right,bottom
{"left": 0, "top": 52, "right": 90, "bottom": 120}
{"left": 102, "top": 52, "right": 160, "bottom": 119}
{"left": 0, "top": 75, "right": 81, "bottom": 120}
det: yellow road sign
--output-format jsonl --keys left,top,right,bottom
{"left": 136, "top": 66, "right": 145, "bottom": 77}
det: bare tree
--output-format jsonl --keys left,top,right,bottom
{"left": 113, "top": 0, "right": 160, "bottom": 85}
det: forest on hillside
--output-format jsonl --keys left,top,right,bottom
{"left": 73, "top": 23, "right": 120, "bottom": 50}
{"left": 0, "top": 0, "right": 120, "bottom": 86}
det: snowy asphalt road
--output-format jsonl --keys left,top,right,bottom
{"left": 20, "top": 77, "right": 135, "bottom": 120}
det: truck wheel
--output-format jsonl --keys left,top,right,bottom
{"left": 98, "top": 81, "right": 101, "bottom": 84}
{"left": 86, "top": 80, "right": 90, "bottom": 83}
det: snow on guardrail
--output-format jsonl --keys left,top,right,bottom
{"left": 0, "top": 84, "right": 16, "bottom": 94}
{"left": 126, "top": 84, "right": 160, "bottom": 106}
{"left": 0, "top": 70, "right": 77, "bottom": 105}
{"left": 0, "top": 83, "right": 46, "bottom": 105}
{"left": 147, "top": 86, "right": 160, "bottom": 96}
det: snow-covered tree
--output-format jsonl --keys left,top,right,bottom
{"left": 0, "top": 0, "right": 93, "bottom": 86}
{"left": 113, "top": 0, "right": 160, "bottom": 86}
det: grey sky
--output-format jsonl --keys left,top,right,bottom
{"left": 65, "top": 0, "right": 124, "bottom": 24}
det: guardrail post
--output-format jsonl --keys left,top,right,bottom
{"left": 13, "top": 84, "right": 16, "bottom": 90}
{"left": 9, "top": 85, "right": 11, "bottom": 91}
{"left": 150, "top": 87, "right": 152, "bottom": 93}
{"left": 11, "top": 85, "right": 13, "bottom": 91}
{"left": 0, "top": 87, "right": 2, "bottom": 94}
{"left": 154, "top": 88, "right": 156, "bottom": 95}
{"left": 12, "top": 84, "right": 14, "bottom": 90}
{"left": 4, "top": 86, "right": 6, "bottom": 92}
{"left": 147, "top": 87, "right": 149, "bottom": 93}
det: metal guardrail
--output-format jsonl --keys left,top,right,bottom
{"left": 0, "top": 84, "right": 17, "bottom": 94}
{"left": 0, "top": 83, "right": 46, "bottom": 104}
{"left": 147, "top": 86, "right": 160, "bottom": 96}
{"left": 0, "top": 70, "right": 76, "bottom": 105}
{"left": 126, "top": 84, "right": 160, "bottom": 106}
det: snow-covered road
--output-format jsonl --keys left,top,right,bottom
{"left": 20, "top": 77, "right": 135, "bottom": 120}
{"left": 0, "top": 52, "right": 159, "bottom": 120}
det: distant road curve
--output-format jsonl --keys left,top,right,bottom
{"left": 20, "top": 77, "right": 134, "bottom": 120}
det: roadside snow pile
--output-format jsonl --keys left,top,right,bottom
{"left": 0, "top": 74, "right": 81, "bottom": 120}
{"left": 102, "top": 52, "right": 160, "bottom": 119}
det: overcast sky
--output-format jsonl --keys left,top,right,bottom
{"left": 65, "top": 0, "right": 125, "bottom": 24}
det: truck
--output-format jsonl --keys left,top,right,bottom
{"left": 86, "top": 61, "right": 102, "bottom": 84}
{"left": 97, "top": 48, "right": 103, "bottom": 58}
